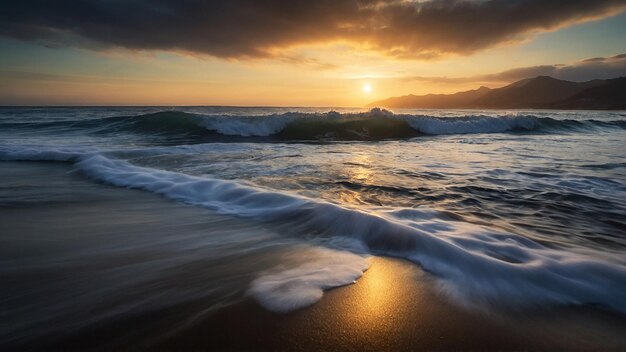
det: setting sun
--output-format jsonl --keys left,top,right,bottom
{"left": 362, "top": 84, "right": 372, "bottom": 93}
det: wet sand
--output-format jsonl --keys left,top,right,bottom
{"left": 147, "top": 257, "right": 626, "bottom": 351}
{"left": 2, "top": 162, "right": 626, "bottom": 351}
{"left": 50, "top": 256, "right": 626, "bottom": 351}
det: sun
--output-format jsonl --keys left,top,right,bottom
{"left": 362, "top": 84, "right": 372, "bottom": 93}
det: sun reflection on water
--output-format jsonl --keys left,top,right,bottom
{"left": 347, "top": 153, "right": 374, "bottom": 183}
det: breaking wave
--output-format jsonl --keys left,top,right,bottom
{"left": 2, "top": 144, "right": 625, "bottom": 313}
{"left": 4, "top": 109, "right": 626, "bottom": 141}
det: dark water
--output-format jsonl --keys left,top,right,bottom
{"left": 1, "top": 107, "right": 625, "bottom": 348}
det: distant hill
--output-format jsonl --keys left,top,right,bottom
{"left": 549, "top": 77, "right": 626, "bottom": 110}
{"left": 471, "top": 76, "right": 606, "bottom": 108}
{"left": 368, "top": 86, "right": 491, "bottom": 109}
{"left": 369, "top": 76, "right": 626, "bottom": 110}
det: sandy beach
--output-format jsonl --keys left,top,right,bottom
{"left": 54, "top": 257, "right": 626, "bottom": 351}
{"left": 2, "top": 155, "right": 626, "bottom": 351}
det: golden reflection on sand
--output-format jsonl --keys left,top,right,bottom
{"left": 328, "top": 257, "right": 427, "bottom": 337}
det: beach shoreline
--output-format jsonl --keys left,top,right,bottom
{"left": 53, "top": 256, "right": 626, "bottom": 351}
{"left": 2, "top": 160, "right": 626, "bottom": 351}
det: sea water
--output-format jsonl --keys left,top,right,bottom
{"left": 1, "top": 106, "right": 625, "bottom": 346}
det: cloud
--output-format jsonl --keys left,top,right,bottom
{"left": 550, "top": 54, "right": 626, "bottom": 81}
{"left": 402, "top": 54, "right": 626, "bottom": 84}
{"left": 0, "top": 0, "right": 625, "bottom": 60}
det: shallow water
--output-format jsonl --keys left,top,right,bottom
{"left": 1, "top": 107, "right": 625, "bottom": 347}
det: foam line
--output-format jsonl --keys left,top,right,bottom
{"left": 4, "top": 109, "right": 625, "bottom": 140}
{"left": 1, "top": 146, "right": 625, "bottom": 313}
{"left": 249, "top": 248, "right": 369, "bottom": 313}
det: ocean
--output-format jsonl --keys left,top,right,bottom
{"left": 1, "top": 107, "right": 626, "bottom": 349}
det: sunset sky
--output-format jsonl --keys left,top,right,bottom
{"left": 1, "top": 0, "right": 625, "bottom": 106}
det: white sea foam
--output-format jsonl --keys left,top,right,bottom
{"left": 192, "top": 109, "right": 555, "bottom": 137}
{"left": 2, "top": 145, "right": 626, "bottom": 313}
{"left": 249, "top": 248, "right": 369, "bottom": 313}
{"left": 401, "top": 114, "right": 538, "bottom": 134}
{"left": 0, "top": 144, "right": 97, "bottom": 162}
{"left": 4, "top": 109, "right": 623, "bottom": 141}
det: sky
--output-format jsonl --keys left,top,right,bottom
{"left": 1, "top": 0, "right": 625, "bottom": 107}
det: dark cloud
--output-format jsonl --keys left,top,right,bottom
{"left": 0, "top": 0, "right": 625, "bottom": 59}
{"left": 403, "top": 54, "right": 626, "bottom": 84}
{"left": 484, "top": 54, "right": 626, "bottom": 82}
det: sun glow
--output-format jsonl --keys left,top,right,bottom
{"left": 362, "top": 84, "right": 372, "bottom": 93}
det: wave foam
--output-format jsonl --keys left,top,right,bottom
{"left": 2, "top": 146, "right": 626, "bottom": 313}
{"left": 249, "top": 248, "right": 369, "bottom": 313}
{"left": 0, "top": 145, "right": 97, "bottom": 162}
{"left": 197, "top": 109, "right": 545, "bottom": 138}
{"left": 6, "top": 109, "right": 625, "bottom": 141}
{"left": 403, "top": 114, "right": 539, "bottom": 134}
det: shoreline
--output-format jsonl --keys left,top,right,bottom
{"left": 50, "top": 257, "right": 626, "bottom": 351}
{"left": 148, "top": 257, "right": 626, "bottom": 351}
{"left": 2, "top": 161, "right": 626, "bottom": 351}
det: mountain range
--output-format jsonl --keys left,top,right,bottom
{"left": 369, "top": 76, "right": 626, "bottom": 110}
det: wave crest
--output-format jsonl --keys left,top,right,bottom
{"left": 4, "top": 108, "right": 625, "bottom": 141}
{"left": 3, "top": 145, "right": 622, "bottom": 313}
{"left": 73, "top": 153, "right": 626, "bottom": 312}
